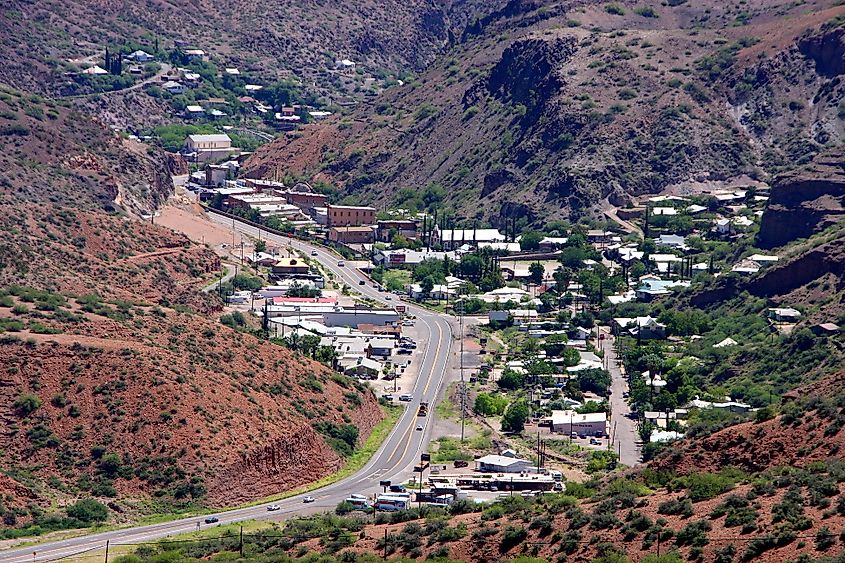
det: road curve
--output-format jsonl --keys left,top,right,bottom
{"left": 0, "top": 215, "right": 454, "bottom": 562}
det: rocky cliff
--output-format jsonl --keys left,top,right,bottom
{"left": 758, "top": 148, "right": 845, "bottom": 248}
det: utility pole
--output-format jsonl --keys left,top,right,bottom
{"left": 104, "top": 540, "right": 109, "bottom": 563}
{"left": 239, "top": 525, "right": 244, "bottom": 557}
{"left": 459, "top": 297, "right": 466, "bottom": 442}
{"left": 383, "top": 529, "right": 388, "bottom": 560}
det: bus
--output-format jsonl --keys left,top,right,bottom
{"left": 344, "top": 496, "right": 371, "bottom": 510}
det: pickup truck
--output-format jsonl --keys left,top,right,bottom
{"left": 417, "top": 401, "right": 429, "bottom": 417}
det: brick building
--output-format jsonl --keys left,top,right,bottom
{"left": 327, "top": 205, "right": 376, "bottom": 228}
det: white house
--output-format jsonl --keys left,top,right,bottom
{"left": 651, "top": 207, "right": 678, "bottom": 216}
{"left": 162, "top": 80, "right": 186, "bottom": 94}
{"left": 82, "top": 65, "right": 109, "bottom": 75}
{"left": 184, "top": 105, "right": 205, "bottom": 118}
{"left": 335, "top": 59, "right": 357, "bottom": 71}
{"left": 768, "top": 307, "right": 801, "bottom": 322}
{"left": 475, "top": 454, "right": 532, "bottom": 473}
{"left": 224, "top": 67, "right": 240, "bottom": 75}
{"left": 128, "top": 50, "right": 154, "bottom": 62}
{"left": 438, "top": 228, "right": 505, "bottom": 250}
{"left": 748, "top": 254, "right": 779, "bottom": 266}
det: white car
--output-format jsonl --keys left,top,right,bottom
{"left": 311, "top": 250, "right": 318, "bottom": 256}
{"left": 415, "top": 424, "right": 423, "bottom": 431}
{"left": 267, "top": 505, "right": 281, "bottom": 511}
{"left": 303, "top": 496, "right": 316, "bottom": 503}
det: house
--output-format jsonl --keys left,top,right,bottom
{"left": 713, "top": 218, "right": 732, "bottom": 235}
{"left": 247, "top": 252, "right": 278, "bottom": 267}
{"left": 408, "top": 283, "right": 453, "bottom": 301}
{"left": 538, "top": 237, "right": 569, "bottom": 251}
{"left": 335, "top": 59, "right": 357, "bottom": 71}
{"left": 184, "top": 49, "right": 206, "bottom": 60}
{"left": 686, "top": 204, "right": 707, "bottom": 214}
{"left": 339, "top": 356, "right": 382, "bottom": 379}
{"left": 474, "top": 454, "right": 532, "bottom": 473}
{"left": 480, "top": 287, "right": 529, "bottom": 304}
{"left": 731, "top": 260, "right": 760, "bottom": 275}
{"left": 366, "top": 338, "right": 394, "bottom": 358}
{"left": 162, "top": 80, "right": 186, "bottom": 94}
{"left": 748, "top": 254, "right": 779, "bottom": 266}
{"left": 308, "top": 111, "right": 333, "bottom": 120}
{"left": 613, "top": 316, "right": 666, "bottom": 340}
{"left": 328, "top": 226, "right": 375, "bottom": 244}
{"left": 586, "top": 230, "right": 611, "bottom": 243}
{"left": 376, "top": 220, "right": 418, "bottom": 242}
{"left": 479, "top": 242, "right": 522, "bottom": 253}
{"left": 183, "top": 133, "right": 236, "bottom": 162}
{"left": 82, "top": 65, "right": 109, "bottom": 75}
{"left": 271, "top": 258, "right": 310, "bottom": 276}
{"left": 204, "top": 164, "right": 230, "bottom": 187}
{"left": 546, "top": 411, "right": 607, "bottom": 436}
{"left": 128, "top": 65, "right": 143, "bottom": 75}
{"left": 224, "top": 68, "right": 240, "bottom": 75}
{"left": 488, "top": 310, "right": 512, "bottom": 324}
{"left": 128, "top": 50, "right": 154, "bottom": 62}
{"left": 286, "top": 191, "right": 329, "bottom": 212}
{"left": 182, "top": 71, "right": 201, "bottom": 83}
{"left": 812, "top": 323, "right": 840, "bottom": 336}
{"left": 326, "top": 205, "right": 376, "bottom": 227}
{"left": 768, "top": 307, "right": 801, "bottom": 322}
{"left": 713, "top": 337, "right": 737, "bottom": 348}
{"left": 636, "top": 277, "right": 691, "bottom": 301}
{"left": 437, "top": 229, "right": 505, "bottom": 250}
{"left": 656, "top": 234, "right": 687, "bottom": 249}
{"left": 245, "top": 84, "right": 263, "bottom": 92}
{"left": 685, "top": 398, "right": 751, "bottom": 413}
{"left": 184, "top": 105, "right": 205, "bottom": 118}
{"left": 651, "top": 207, "right": 678, "bottom": 216}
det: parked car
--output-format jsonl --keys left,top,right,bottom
{"left": 385, "top": 295, "right": 392, "bottom": 300}
{"left": 204, "top": 517, "right": 219, "bottom": 524}
{"left": 303, "top": 496, "right": 316, "bottom": 503}
{"left": 570, "top": 432, "right": 578, "bottom": 439}
{"left": 399, "top": 394, "right": 413, "bottom": 402}
{"left": 454, "top": 460, "right": 469, "bottom": 468}
{"left": 382, "top": 394, "right": 394, "bottom": 401}
{"left": 397, "top": 348, "right": 412, "bottom": 355}
{"left": 389, "top": 485, "right": 407, "bottom": 493}
{"left": 267, "top": 505, "right": 281, "bottom": 511}
{"left": 590, "top": 438, "right": 602, "bottom": 446}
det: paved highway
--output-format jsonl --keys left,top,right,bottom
{"left": 0, "top": 215, "right": 455, "bottom": 562}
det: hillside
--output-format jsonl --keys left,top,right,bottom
{"left": 115, "top": 371, "right": 845, "bottom": 563}
{"left": 0, "top": 0, "right": 500, "bottom": 97}
{"left": 244, "top": 0, "right": 845, "bottom": 227}
{"left": 0, "top": 84, "right": 384, "bottom": 536}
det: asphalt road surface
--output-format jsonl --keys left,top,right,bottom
{"left": 0, "top": 215, "right": 454, "bottom": 562}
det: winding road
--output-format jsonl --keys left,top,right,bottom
{"left": 0, "top": 215, "right": 456, "bottom": 562}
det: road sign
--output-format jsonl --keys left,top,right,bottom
{"left": 420, "top": 453, "right": 430, "bottom": 462}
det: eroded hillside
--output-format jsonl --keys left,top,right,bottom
{"left": 244, "top": 0, "right": 845, "bottom": 227}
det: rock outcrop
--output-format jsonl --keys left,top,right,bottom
{"left": 758, "top": 148, "right": 845, "bottom": 248}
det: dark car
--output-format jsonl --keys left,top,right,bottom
{"left": 389, "top": 485, "right": 407, "bottom": 493}
{"left": 204, "top": 517, "right": 219, "bottom": 524}
{"left": 358, "top": 280, "right": 365, "bottom": 285}
{"left": 397, "top": 348, "right": 412, "bottom": 355}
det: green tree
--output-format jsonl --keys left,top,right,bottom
{"left": 528, "top": 262, "right": 544, "bottom": 285}
{"left": 474, "top": 393, "right": 509, "bottom": 416}
{"left": 66, "top": 499, "right": 108, "bottom": 524}
{"left": 497, "top": 368, "right": 525, "bottom": 390}
{"left": 254, "top": 240, "right": 267, "bottom": 254}
{"left": 519, "top": 231, "right": 543, "bottom": 251}
{"left": 578, "top": 368, "right": 612, "bottom": 396}
{"left": 501, "top": 400, "right": 529, "bottom": 433}
{"left": 420, "top": 276, "right": 435, "bottom": 300}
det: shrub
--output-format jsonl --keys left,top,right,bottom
{"left": 658, "top": 498, "right": 693, "bottom": 517}
{"left": 635, "top": 6, "right": 659, "bottom": 17}
{"left": 14, "top": 393, "right": 41, "bottom": 416}
{"left": 500, "top": 525, "right": 527, "bottom": 552}
{"left": 675, "top": 520, "right": 711, "bottom": 547}
{"left": 816, "top": 526, "right": 836, "bottom": 551}
{"left": 605, "top": 3, "right": 625, "bottom": 15}
{"left": 682, "top": 471, "right": 739, "bottom": 501}
{"left": 65, "top": 499, "right": 108, "bottom": 524}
